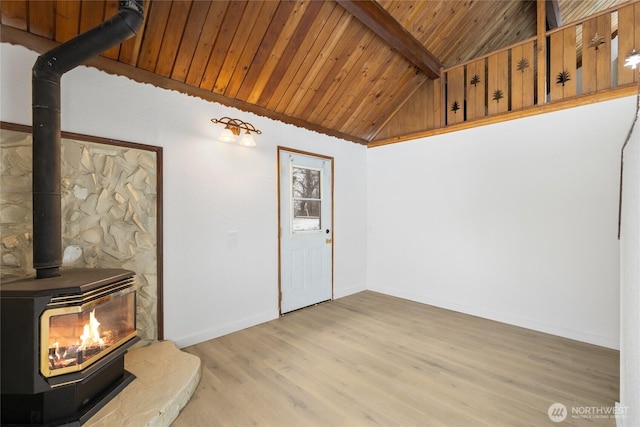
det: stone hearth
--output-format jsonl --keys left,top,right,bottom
{"left": 86, "top": 341, "right": 200, "bottom": 426}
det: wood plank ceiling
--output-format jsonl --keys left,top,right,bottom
{"left": 0, "top": 0, "right": 630, "bottom": 145}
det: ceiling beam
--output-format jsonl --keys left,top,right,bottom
{"left": 336, "top": 0, "right": 442, "bottom": 79}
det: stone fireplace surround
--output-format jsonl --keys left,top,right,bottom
{"left": 1, "top": 123, "right": 162, "bottom": 347}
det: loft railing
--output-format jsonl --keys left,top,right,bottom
{"left": 372, "top": 0, "right": 640, "bottom": 145}
{"left": 444, "top": 1, "right": 639, "bottom": 126}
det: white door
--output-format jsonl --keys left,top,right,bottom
{"left": 279, "top": 149, "right": 333, "bottom": 314}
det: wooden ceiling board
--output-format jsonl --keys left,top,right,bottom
{"left": 401, "top": 0, "right": 483, "bottom": 62}
{"left": 213, "top": 0, "right": 265, "bottom": 94}
{"left": 356, "top": 61, "right": 425, "bottom": 138}
{"left": 258, "top": 1, "right": 324, "bottom": 112}
{"left": 169, "top": 1, "right": 212, "bottom": 82}
{"left": 381, "top": 0, "right": 537, "bottom": 68}
{"left": 436, "top": 1, "right": 535, "bottom": 66}
{"left": 184, "top": 0, "right": 228, "bottom": 87}
{"left": 349, "top": 49, "right": 424, "bottom": 133}
{"left": 79, "top": 0, "right": 104, "bottom": 34}
{"left": 136, "top": 0, "right": 171, "bottom": 73}
{"left": 336, "top": 51, "right": 412, "bottom": 135}
{"left": 383, "top": 0, "right": 426, "bottom": 31}
{"left": 1, "top": 0, "right": 633, "bottom": 144}
{"left": 307, "top": 31, "right": 378, "bottom": 125}
{"left": 389, "top": 0, "right": 449, "bottom": 57}
{"left": 559, "top": 0, "right": 629, "bottom": 24}
{"left": 278, "top": 3, "right": 346, "bottom": 114}
{"left": 29, "top": 1, "right": 55, "bottom": 39}
{"left": 277, "top": 3, "right": 350, "bottom": 120}
{"left": 256, "top": 1, "right": 322, "bottom": 107}
{"left": 315, "top": 31, "right": 381, "bottom": 127}
{"left": 154, "top": 0, "right": 192, "bottom": 78}
{"left": 291, "top": 16, "right": 370, "bottom": 120}
{"left": 428, "top": 1, "right": 498, "bottom": 64}
{"left": 471, "top": 3, "right": 535, "bottom": 58}
{"left": 54, "top": 1, "right": 80, "bottom": 44}
{"left": 336, "top": 0, "right": 442, "bottom": 77}
{"left": 234, "top": 0, "right": 299, "bottom": 102}
{"left": 311, "top": 30, "right": 390, "bottom": 128}
{"left": 223, "top": 1, "right": 281, "bottom": 99}
{"left": 359, "top": 68, "right": 426, "bottom": 139}
{"left": 273, "top": 2, "right": 345, "bottom": 115}
{"left": 305, "top": 2, "right": 429, "bottom": 133}
{"left": 248, "top": 1, "right": 312, "bottom": 105}
{"left": 331, "top": 51, "right": 393, "bottom": 132}
{"left": 199, "top": 1, "right": 248, "bottom": 92}
{"left": 0, "top": 1, "right": 27, "bottom": 30}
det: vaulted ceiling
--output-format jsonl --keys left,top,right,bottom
{"left": 0, "top": 0, "right": 630, "bottom": 145}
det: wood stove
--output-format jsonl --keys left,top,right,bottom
{"left": 1, "top": 268, "right": 140, "bottom": 425}
{"left": 0, "top": 1, "right": 145, "bottom": 425}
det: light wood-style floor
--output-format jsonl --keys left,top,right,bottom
{"left": 172, "top": 291, "right": 619, "bottom": 426}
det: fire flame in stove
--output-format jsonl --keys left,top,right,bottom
{"left": 48, "top": 309, "right": 107, "bottom": 371}
{"left": 78, "top": 309, "right": 105, "bottom": 351}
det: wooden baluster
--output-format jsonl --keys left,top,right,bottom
{"left": 466, "top": 59, "right": 486, "bottom": 121}
{"left": 446, "top": 67, "right": 465, "bottom": 125}
{"left": 512, "top": 41, "right": 535, "bottom": 110}
{"left": 487, "top": 51, "right": 509, "bottom": 115}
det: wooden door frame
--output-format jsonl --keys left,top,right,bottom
{"left": 277, "top": 146, "right": 334, "bottom": 315}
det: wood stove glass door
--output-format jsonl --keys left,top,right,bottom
{"left": 278, "top": 149, "right": 333, "bottom": 314}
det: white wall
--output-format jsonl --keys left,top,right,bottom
{"left": 620, "top": 95, "right": 640, "bottom": 425}
{"left": 367, "top": 97, "right": 637, "bottom": 349}
{"left": 1, "top": 40, "right": 634, "bottom": 353}
{"left": 0, "top": 43, "right": 368, "bottom": 348}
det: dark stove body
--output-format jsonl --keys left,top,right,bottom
{"left": 1, "top": 268, "right": 139, "bottom": 426}
{"left": 4, "top": 1, "right": 145, "bottom": 424}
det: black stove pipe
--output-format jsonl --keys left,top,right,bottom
{"left": 32, "top": 0, "right": 143, "bottom": 279}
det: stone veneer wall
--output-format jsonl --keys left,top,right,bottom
{"left": 0, "top": 127, "right": 159, "bottom": 346}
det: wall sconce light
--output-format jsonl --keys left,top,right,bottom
{"left": 211, "top": 117, "right": 262, "bottom": 147}
{"left": 624, "top": 49, "right": 640, "bottom": 70}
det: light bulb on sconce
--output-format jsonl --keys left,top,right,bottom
{"left": 239, "top": 132, "right": 256, "bottom": 147}
{"left": 211, "top": 117, "right": 261, "bottom": 147}
{"left": 219, "top": 127, "right": 237, "bottom": 142}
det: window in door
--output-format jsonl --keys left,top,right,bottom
{"left": 292, "top": 166, "right": 322, "bottom": 233}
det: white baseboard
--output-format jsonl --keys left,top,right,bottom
{"left": 334, "top": 284, "right": 367, "bottom": 299}
{"left": 171, "top": 309, "right": 279, "bottom": 349}
{"left": 170, "top": 285, "right": 367, "bottom": 348}
{"left": 371, "top": 285, "right": 620, "bottom": 350}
